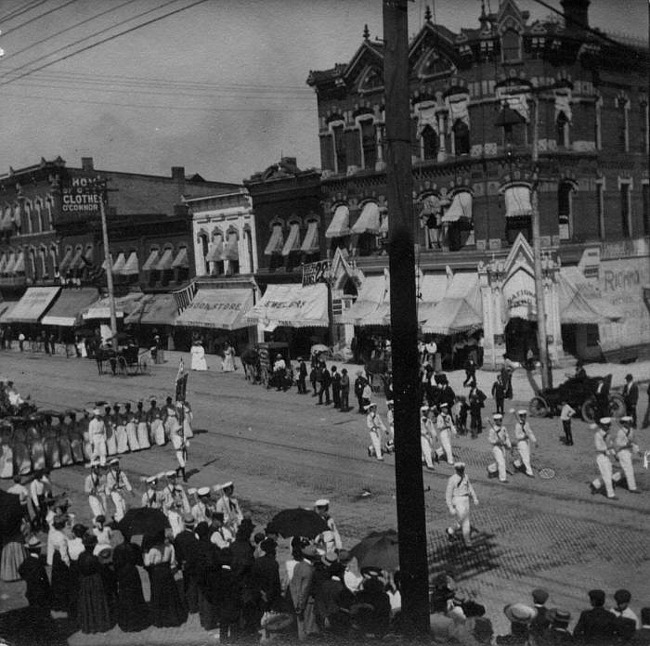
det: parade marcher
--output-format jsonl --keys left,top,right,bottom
{"left": 77, "top": 410, "right": 92, "bottom": 462}
{"left": 66, "top": 412, "right": 85, "bottom": 463}
{"left": 163, "top": 396, "right": 179, "bottom": 442}
{"left": 103, "top": 405, "right": 117, "bottom": 456}
{"left": 43, "top": 414, "right": 61, "bottom": 469}
{"left": 614, "top": 417, "right": 640, "bottom": 493}
{"left": 354, "top": 371, "right": 366, "bottom": 413}
{"left": 492, "top": 375, "right": 506, "bottom": 416}
{"left": 181, "top": 399, "right": 194, "bottom": 439}
{"left": 135, "top": 401, "right": 151, "bottom": 449}
{"left": 123, "top": 402, "right": 140, "bottom": 451}
{"left": 88, "top": 408, "right": 107, "bottom": 467}
{"left": 85, "top": 460, "right": 107, "bottom": 519}
{"left": 331, "top": 366, "right": 341, "bottom": 409}
{"left": 296, "top": 357, "right": 308, "bottom": 394}
{"left": 112, "top": 404, "right": 129, "bottom": 454}
{"left": 445, "top": 462, "right": 479, "bottom": 548}
{"left": 420, "top": 405, "right": 436, "bottom": 471}
{"left": 560, "top": 400, "right": 576, "bottom": 446}
{"left": 622, "top": 374, "right": 639, "bottom": 427}
{"left": 28, "top": 415, "right": 46, "bottom": 472}
{"left": 314, "top": 499, "right": 343, "bottom": 553}
{"left": 141, "top": 474, "right": 161, "bottom": 509}
{"left": 513, "top": 410, "right": 538, "bottom": 477}
{"left": 169, "top": 404, "right": 188, "bottom": 482}
{"left": 56, "top": 414, "right": 74, "bottom": 466}
{"left": 340, "top": 368, "right": 350, "bottom": 412}
{"left": 192, "top": 487, "right": 211, "bottom": 524}
{"left": 148, "top": 398, "right": 165, "bottom": 446}
{"left": 590, "top": 418, "right": 617, "bottom": 499}
{"left": 436, "top": 402, "right": 457, "bottom": 465}
{"left": 366, "top": 403, "right": 386, "bottom": 462}
{"left": 216, "top": 481, "right": 244, "bottom": 533}
{"left": 105, "top": 458, "right": 133, "bottom": 521}
{"left": 488, "top": 413, "right": 512, "bottom": 483}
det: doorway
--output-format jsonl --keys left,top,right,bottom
{"left": 505, "top": 318, "right": 537, "bottom": 363}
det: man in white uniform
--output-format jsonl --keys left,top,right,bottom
{"left": 436, "top": 402, "right": 456, "bottom": 465}
{"left": 513, "top": 410, "right": 538, "bottom": 477}
{"left": 386, "top": 400, "right": 395, "bottom": 453}
{"left": 141, "top": 475, "right": 161, "bottom": 509}
{"left": 105, "top": 458, "right": 133, "bottom": 521}
{"left": 215, "top": 481, "right": 243, "bottom": 533}
{"left": 445, "top": 462, "right": 479, "bottom": 548}
{"left": 191, "top": 487, "right": 211, "bottom": 524}
{"left": 488, "top": 413, "right": 511, "bottom": 483}
{"left": 84, "top": 460, "right": 106, "bottom": 520}
{"left": 420, "top": 405, "right": 436, "bottom": 471}
{"left": 88, "top": 408, "right": 107, "bottom": 466}
{"left": 590, "top": 417, "right": 616, "bottom": 499}
{"left": 314, "top": 499, "right": 342, "bottom": 553}
{"left": 366, "top": 403, "right": 387, "bottom": 461}
{"left": 614, "top": 416, "right": 640, "bottom": 494}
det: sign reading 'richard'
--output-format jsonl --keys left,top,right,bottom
{"left": 61, "top": 176, "right": 106, "bottom": 215}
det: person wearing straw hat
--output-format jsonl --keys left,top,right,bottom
{"left": 88, "top": 408, "right": 107, "bottom": 466}
{"left": 18, "top": 536, "right": 52, "bottom": 621}
{"left": 436, "top": 402, "right": 457, "bottom": 465}
{"left": 513, "top": 410, "right": 538, "bottom": 478}
{"left": 488, "top": 413, "right": 512, "bottom": 483}
{"left": 141, "top": 474, "right": 161, "bottom": 509}
{"left": 589, "top": 418, "right": 617, "bottom": 499}
{"left": 420, "top": 405, "right": 436, "bottom": 471}
{"left": 215, "top": 481, "right": 243, "bottom": 533}
{"left": 613, "top": 416, "right": 640, "bottom": 494}
{"left": 106, "top": 458, "right": 133, "bottom": 521}
{"left": 113, "top": 403, "right": 129, "bottom": 454}
{"left": 191, "top": 487, "right": 212, "bottom": 524}
{"left": 542, "top": 608, "right": 573, "bottom": 644}
{"left": 135, "top": 400, "right": 151, "bottom": 449}
{"left": 84, "top": 460, "right": 107, "bottom": 519}
{"left": 445, "top": 462, "right": 479, "bottom": 548}
{"left": 366, "top": 403, "right": 387, "bottom": 461}
{"left": 498, "top": 603, "right": 538, "bottom": 645}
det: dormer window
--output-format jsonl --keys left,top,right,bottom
{"left": 501, "top": 29, "right": 521, "bottom": 62}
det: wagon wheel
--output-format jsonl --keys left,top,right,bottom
{"left": 581, "top": 397, "right": 597, "bottom": 423}
{"left": 116, "top": 355, "right": 128, "bottom": 376}
{"left": 139, "top": 355, "right": 149, "bottom": 375}
{"left": 608, "top": 394, "right": 626, "bottom": 419}
{"left": 528, "top": 396, "right": 549, "bottom": 418}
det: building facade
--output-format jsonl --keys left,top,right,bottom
{"left": 306, "top": 0, "right": 650, "bottom": 367}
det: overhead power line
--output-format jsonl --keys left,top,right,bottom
{"left": 0, "top": 0, "right": 185, "bottom": 82}
{"left": 0, "top": 0, "right": 139, "bottom": 63}
{"left": 0, "top": 0, "right": 49, "bottom": 25}
{"left": 1, "top": 0, "right": 80, "bottom": 37}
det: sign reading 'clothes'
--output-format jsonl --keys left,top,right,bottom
{"left": 61, "top": 176, "right": 106, "bottom": 216}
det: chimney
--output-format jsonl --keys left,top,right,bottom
{"left": 81, "top": 157, "right": 94, "bottom": 171}
{"left": 560, "top": 0, "right": 590, "bottom": 32}
{"left": 171, "top": 166, "right": 185, "bottom": 182}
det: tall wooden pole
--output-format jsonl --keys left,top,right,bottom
{"left": 99, "top": 188, "right": 118, "bottom": 351}
{"left": 383, "top": 0, "right": 430, "bottom": 636}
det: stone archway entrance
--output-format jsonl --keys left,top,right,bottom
{"left": 505, "top": 317, "right": 537, "bottom": 363}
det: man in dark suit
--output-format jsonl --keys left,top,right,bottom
{"left": 296, "top": 358, "right": 308, "bottom": 394}
{"left": 530, "top": 588, "right": 551, "bottom": 637}
{"left": 318, "top": 362, "right": 331, "bottom": 405}
{"left": 174, "top": 513, "right": 200, "bottom": 613}
{"left": 622, "top": 374, "right": 639, "bottom": 427}
{"left": 630, "top": 607, "right": 650, "bottom": 645}
{"left": 251, "top": 538, "right": 282, "bottom": 615}
{"left": 331, "top": 366, "right": 341, "bottom": 408}
{"left": 573, "top": 589, "right": 620, "bottom": 644}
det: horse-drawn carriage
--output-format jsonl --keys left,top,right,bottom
{"left": 241, "top": 342, "right": 293, "bottom": 390}
{"left": 95, "top": 344, "right": 151, "bottom": 377}
{"left": 528, "top": 373, "right": 625, "bottom": 422}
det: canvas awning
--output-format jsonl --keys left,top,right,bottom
{"left": 171, "top": 247, "right": 189, "bottom": 269}
{"left": 224, "top": 233, "right": 239, "bottom": 261}
{"left": 3, "top": 254, "right": 16, "bottom": 274}
{"left": 264, "top": 225, "right": 284, "bottom": 255}
{"left": 142, "top": 249, "right": 159, "bottom": 271}
{"left": 176, "top": 288, "right": 254, "bottom": 330}
{"left": 282, "top": 223, "right": 301, "bottom": 256}
{"left": 121, "top": 252, "right": 139, "bottom": 276}
{"left": 338, "top": 275, "right": 388, "bottom": 326}
{"left": 505, "top": 186, "right": 533, "bottom": 217}
{"left": 301, "top": 221, "right": 319, "bottom": 253}
{"left": 4, "top": 286, "right": 60, "bottom": 324}
{"left": 441, "top": 192, "right": 472, "bottom": 223}
{"left": 0, "top": 301, "right": 18, "bottom": 323}
{"left": 351, "top": 202, "right": 381, "bottom": 235}
{"left": 112, "top": 253, "right": 126, "bottom": 275}
{"left": 0, "top": 208, "right": 12, "bottom": 231}
{"left": 124, "top": 294, "right": 178, "bottom": 326}
{"left": 206, "top": 237, "right": 224, "bottom": 262}
{"left": 558, "top": 267, "right": 623, "bottom": 324}
{"left": 418, "top": 273, "right": 450, "bottom": 322}
{"left": 41, "top": 288, "right": 100, "bottom": 327}
{"left": 156, "top": 249, "right": 174, "bottom": 271}
{"left": 13, "top": 252, "right": 25, "bottom": 274}
{"left": 68, "top": 247, "right": 85, "bottom": 271}
{"left": 325, "top": 205, "right": 350, "bottom": 238}
{"left": 247, "top": 283, "right": 329, "bottom": 328}
{"left": 82, "top": 292, "right": 147, "bottom": 320}
{"left": 422, "top": 273, "right": 482, "bottom": 334}
{"left": 57, "top": 247, "right": 74, "bottom": 274}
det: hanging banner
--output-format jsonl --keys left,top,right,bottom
{"left": 302, "top": 260, "right": 331, "bottom": 286}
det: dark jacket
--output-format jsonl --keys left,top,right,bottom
{"left": 623, "top": 382, "right": 639, "bottom": 406}
{"left": 340, "top": 374, "right": 350, "bottom": 392}
{"left": 321, "top": 368, "right": 332, "bottom": 387}
{"left": 174, "top": 529, "right": 199, "bottom": 570}
{"left": 573, "top": 607, "right": 620, "bottom": 644}
{"left": 18, "top": 554, "right": 51, "bottom": 609}
{"left": 354, "top": 377, "right": 366, "bottom": 397}
{"left": 298, "top": 361, "right": 308, "bottom": 378}
{"left": 251, "top": 553, "right": 282, "bottom": 612}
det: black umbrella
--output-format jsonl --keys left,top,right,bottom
{"left": 349, "top": 529, "right": 399, "bottom": 571}
{"left": 268, "top": 508, "right": 329, "bottom": 539}
{"left": 0, "top": 490, "right": 24, "bottom": 541}
{"left": 117, "top": 507, "right": 169, "bottom": 543}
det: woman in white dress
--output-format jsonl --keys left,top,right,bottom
{"left": 14, "top": 424, "right": 32, "bottom": 476}
{"left": 43, "top": 414, "right": 61, "bottom": 469}
{"left": 135, "top": 401, "right": 151, "bottom": 449}
{"left": 147, "top": 399, "right": 166, "bottom": 446}
{"left": 104, "top": 406, "right": 117, "bottom": 455}
{"left": 113, "top": 404, "right": 129, "bottom": 454}
{"left": 0, "top": 426, "right": 14, "bottom": 479}
{"left": 124, "top": 403, "right": 140, "bottom": 451}
{"left": 28, "top": 419, "right": 46, "bottom": 472}
{"left": 66, "top": 412, "right": 85, "bottom": 464}
{"left": 190, "top": 340, "right": 207, "bottom": 371}
{"left": 222, "top": 342, "right": 235, "bottom": 372}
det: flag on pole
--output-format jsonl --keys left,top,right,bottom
{"left": 175, "top": 358, "right": 188, "bottom": 402}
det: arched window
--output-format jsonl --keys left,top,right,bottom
{"left": 452, "top": 120, "right": 470, "bottom": 155}
{"left": 556, "top": 111, "right": 569, "bottom": 148}
{"left": 197, "top": 231, "right": 209, "bottom": 275}
{"left": 501, "top": 29, "right": 521, "bottom": 61}
{"left": 558, "top": 181, "right": 574, "bottom": 240}
{"left": 360, "top": 119, "right": 377, "bottom": 170}
{"left": 22, "top": 204, "right": 32, "bottom": 234}
{"left": 28, "top": 247, "right": 38, "bottom": 280}
{"left": 39, "top": 247, "right": 48, "bottom": 280}
{"left": 422, "top": 125, "right": 439, "bottom": 160}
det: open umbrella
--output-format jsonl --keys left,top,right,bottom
{"left": 310, "top": 344, "right": 330, "bottom": 356}
{"left": 268, "top": 508, "right": 328, "bottom": 539}
{"left": 0, "top": 490, "right": 23, "bottom": 542}
{"left": 349, "top": 529, "right": 399, "bottom": 571}
{"left": 117, "top": 507, "right": 169, "bottom": 544}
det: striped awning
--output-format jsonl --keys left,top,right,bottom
{"left": 156, "top": 249, "right": 174, "bottom": 271}
{"left": 142, "top": 249, "right": 160, "bottom": 271}
{"left": 282, "top": 223, "right": 301, "bottom": 256}
{"left": 301, "top": 221, "right": 319, "bottom": 253}
{"left": 505, "top": 186, "right": 533, "bottom": 218}
{"left": 171, "top": 247, "right": 189, "bottom": 269}
{"left": 4, "top": 286, "right": 60, "bottom": 324}
{"left": 206, "top": 237, "right": 224, "bottom": 262}
{"left": 351, "top": 202, "right": 381, "bottom": 235}
{"left": 121, "top": 252, "right": 139, "bottom": 276}
{"left": 41, "top": 288, "right": 100, "bottom": 327}
{"left": 247, "top": 283, "right": 329, "bottom": 329}
{"left": 325, "top": 205, "right": 350, "bottom": 238}
{"left": 441, "top": 191, "right": 473, "bottom": 223}
{"left": 13, "top": 252, "right": 25, "bottom": 274}
{"left": 112, "top": 253, "right": 126, "bottom": 274}
{"left": 338, "top": 275, "right": 388, "bottom": 326}
{"left": 264, "top": 225, "right": 284, "bottom": 255}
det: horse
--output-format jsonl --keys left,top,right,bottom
{"left": 240, "top": 346, "right": 260, "bottom": 384}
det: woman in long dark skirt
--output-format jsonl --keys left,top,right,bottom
{"left": 190, "top": 522, "right": 220, "bottom": 630}
{"left": 77, "top": 534, "right": 112, "bottom": 634}
{"left": 113, "top": 542, "right": 149, "bottom": 632}
{"left": 48, "top": 516, "right": 74, "bottom": 615}
{"left": 143, "top": 531, "right": 187, "bottom": 628}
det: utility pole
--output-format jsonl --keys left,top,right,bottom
{"left": 530, "top": 97, "right": 552, "bottom": 389}
{"left": 98, "top": 181, "right": 118, "bottom": 351}
{"left": 383, "top": 0, "right": 430, "bottom": 636}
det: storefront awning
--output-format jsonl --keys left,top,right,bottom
{"left": 171, "top": 247, "right": 189, "bottom": 269}
{"left": 4, "top": 286, "right": 60, "bottom": 324}
{"left": 0, "top": 301, "right": 18, "bottom": 323}
{"left": 325, "top": 205, "right": 350, "bottom": 238}
{"left": 441, "top": 192, "right": 472, "bottom": 223}
{"left": 82, "top": 292, "right": 147, "bottom": 320}
{"left": 112, "top": 252, "right": 126, "bottom": 275}
{"left": 124, "top": 294, "right": 178, "bottom": 326}
{"left": 176, "top": 288, "right": 254, "bottom": 330}
{"left": 156, "top": 249, "right": 174, "bottom": 271}
{"left": 418, "top": 273, "right": 450, "bottom": 322}
{"left": 121, "top": 252, "right": 139, "bottom": 276}
{"left": 558, "top": 267, "right": 623, "bottom": 324}
{"left": 264, "top": 225, "right": 284, "bottom": 255}
{"left": 57, "top": 247, "right": 74, "bottom": 274}
{"left": 41, "top": 288, "right": 101, "bottom": 327}
{"left": 339, "top": 275, "right": 388, "bottom": 326}
{"left": 142, "top": 249, "right": 159, "bottom": 271}
{"left": 2, "top": 254, "right": 16, "bottom": 274}
{"left": 505, "top": 186, "right": 533, "bottom": 217}
{"left": 13, "top": 252, "right": 25, "bottom": 274}
{"left": 225, "top": 233, "right": 239, "bottom": 262}
{"left": 351, "top": 202, "right": 381, "bottom": 235}
{"left": 301, "top": 221, "right": 319, "bottom": 253}
{"left": 0, "top": 208, "right": 12, "bottom": 231}
{"left": 68, "top": 247, "right": 85, "bottom": 271}
{"left": 206, "top": 237, "right": 224, "bottom": 262}
{"left": 282, "top": 223, "right": 301, "bottom": 256}
{"left": 422, "top": 273, "right": 482, "bottom": 334}
{"left": 247, "top": 283, "right": 329, "bottom": 329}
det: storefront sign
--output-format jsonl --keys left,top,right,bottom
{"left": 61, "top": 177, "right": 105, "bottom": 215}
{"left": 302, "top": 260, "right": 331, "bottom": 286}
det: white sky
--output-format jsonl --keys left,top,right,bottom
{"left": 0, "top": 0, "right": 647, "bottom": 184}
